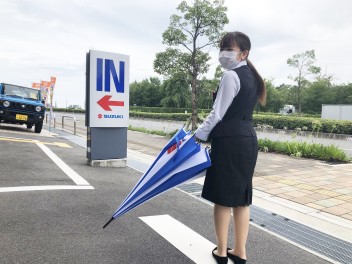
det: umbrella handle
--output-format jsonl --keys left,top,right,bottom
{"left": 103, "top": 217, "right": 114, "bottom": 229}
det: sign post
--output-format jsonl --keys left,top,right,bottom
{"left": 86, "top": 50, "right": 129, "bottom": 167}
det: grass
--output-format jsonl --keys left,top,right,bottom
{"left": 128, "top": 125, "right": 351, "bottom": 163}
{"left": 258, "top": 138, "right": 351, "bottom": 163}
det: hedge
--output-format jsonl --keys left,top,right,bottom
{"left": 253, "top": 115, "right": 352, "bottom": 135}
{"left": 52, "top": 108, "right": 352, "bottom": 135}
{"left": 53, "top": 108, "right": 85, "bottom": 113}
{"left": 130, "top": 111, "right": 190, "bottom": 121}
{"left": 130, "top": 107, "right": 320, "bottom": 117}
{"left": 129, "top": 111, "right": 352, "bottom": 135}
{"left": 130, "top": 106, "right": 211, "bottom": 114}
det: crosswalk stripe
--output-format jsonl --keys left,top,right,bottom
{"left": 140, "top": 214, "right": 217, "bottom": 264}
{"left": 36, "top": 142, "right": 91, "bottom": 186}
{"left": 0, "top": 185, "right": 94, "bottom": 193}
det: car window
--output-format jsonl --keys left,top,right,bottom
{"left": 4, "top": 84, "right": 39, "bottom": 100}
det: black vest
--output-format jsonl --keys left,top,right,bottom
{"left": 209, "top": 65, "right": 258, "bottom": 139}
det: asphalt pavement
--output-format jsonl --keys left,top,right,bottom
{"left": 0, "top": 123, "right": 341, "bottom": 263}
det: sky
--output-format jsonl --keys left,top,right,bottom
{"left": 1, "top": 0, "right": 351, "bottom": 108}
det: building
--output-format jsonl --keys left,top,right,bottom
{"left": 321, "top": 104, "right": 352, "bottom": 121}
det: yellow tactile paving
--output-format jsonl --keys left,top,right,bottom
{"left": 338, "top": 195, "right": 352, "bottom": 202}
{"left": 315, "top": 189, "right": 341, "bottom": 197}
{"left": 0, "top": 136, "right": 72, "bottom": 148}
{"left": 296, "top": 184, "right": 319, "bottom": 191}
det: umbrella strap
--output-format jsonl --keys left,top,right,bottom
{"left": 175, "top": 136, "right": 180, "bottom": 152}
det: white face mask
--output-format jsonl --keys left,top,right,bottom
{"left": 218, "top": 51, "right": 240, "bottom": 69}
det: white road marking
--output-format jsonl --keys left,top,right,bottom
{"left": 0, "top": 185, "right": 94, "bottom": 193}
{"left": 36, "top": 142, "right": 91, "bottom": 186}
{"left": 140, "top": 214, "right": 217, "bottom": 264}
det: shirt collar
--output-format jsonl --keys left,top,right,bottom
{"left": 229, "top": 60, "right": 247, "bottom": 70}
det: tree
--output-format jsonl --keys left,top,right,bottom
{"left": 154, "top": 0, "right": 228, "bottom": 130}
{"left": 303, "top": 79, "right": 334, "bottom": 113}
{"left": 130, "top": 77, "right": 163, "bottom": 107}
{"left": 160, "top": 76, "right": 191, "bottom": 108}
{"left": 197, "top": 65, "right": 223, "bottom": 109}
{"left": 333, "top": 83, "right": 352, "bottom": 104}
{"left": 287, "top": 50, "right": 321, "bottom": 113}
{"left": 258, "top": 79, "right": 284, "bottom": 113}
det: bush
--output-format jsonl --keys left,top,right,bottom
{"left": 253, "top": 115, "right": 352, "bottom": 135}
{"left": 53, "top": 108, "right": 85, "bottom": 113}
{"left": 130, "top": 106, "right": 212, "bottom": 114}
{"left": 258, "top": 138, "right": 351, "bottom": 163}
{"left": 130, "top": 111, "right": 190, "bottom": 122}
{"left": 53, "top": 107, "right": 352, "bottom": 135}
{"left": 129, "top": 111, "right": 352, "bottom": 135}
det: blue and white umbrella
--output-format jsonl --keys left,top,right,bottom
{"left": 103, "top": 127, "right": 211, "bottom": 228}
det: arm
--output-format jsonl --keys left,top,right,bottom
{"left": 195, "top": 71, "right": 240, "bottom": 141}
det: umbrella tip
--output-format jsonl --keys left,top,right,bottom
{"left": 103, "top": 217, "right": 114, "bottom": 229}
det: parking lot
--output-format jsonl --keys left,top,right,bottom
{"left": 0, "top": 124, "right": 336, "bottom": 263}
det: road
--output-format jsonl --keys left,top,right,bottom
{"left": 50, "top": 111, "right": 352, "bottom": 157}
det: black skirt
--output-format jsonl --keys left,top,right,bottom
{"left": 201, "top": 135, "right": 258, "bottom": 207}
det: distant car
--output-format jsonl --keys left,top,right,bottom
{"left": 279, "top": 104, "right": 296, "bottom": 115}
{"left": 0, "top": 83, "right": 46, "bottom": 133}
{"left": 68, "top": 105, "right": 82, "bottom": 110}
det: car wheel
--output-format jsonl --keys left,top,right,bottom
{"left": 35, "top": 121, "right": 43, "bottom": 133}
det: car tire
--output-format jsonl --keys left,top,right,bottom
{"left": 27, "top": 124, "right": 33, "bottom": 129}
{"left": 35, "top": 121, "right": 43, "bottom": 133}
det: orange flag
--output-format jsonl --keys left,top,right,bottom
{"left": 41, "top": 81, "right": 51, "bottom": 87}
{"left": 50, "top": 77, "right": 56, "bottom": 87}
{"left": 32, "top": 83, "right": 41, "bottom": 89}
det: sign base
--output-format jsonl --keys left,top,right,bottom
{"left": 88, "top": 159, "right": 126, "bottom": 168}
{"left": 87, "top": 127, "right": 127, "bottom": 160}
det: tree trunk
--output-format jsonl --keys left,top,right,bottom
{"left": 191, "top": 74, "right": 198, "bottom": 131}
{"left": 298, "top": 79, "right": 302, "bottom": 113}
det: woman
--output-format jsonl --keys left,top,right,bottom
{"left": 195, "top": 31, "right": 266, "bottom": 264}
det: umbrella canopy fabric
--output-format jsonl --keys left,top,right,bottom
{"left": 117, "top": 128, "right": 188, "bottom": 206}
{"left": 103, "top": 128, "right": 211, "bottom": 228}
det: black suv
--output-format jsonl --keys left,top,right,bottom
{"left": 0, "top": 83, "right": 46, "bottom": 133}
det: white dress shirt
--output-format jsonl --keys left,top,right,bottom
{"left": 195, "top": 60, "right": 247, "bottom": 141}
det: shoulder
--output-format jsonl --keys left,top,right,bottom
{"left": 219, "top": 70, "right": 241, "bottom": 93}
{"left": 221, "top": 70, "right": 240, "bottom": 83}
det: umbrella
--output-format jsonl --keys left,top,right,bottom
{"left": 103, "top": 127, "right": 211, "bottom": 228}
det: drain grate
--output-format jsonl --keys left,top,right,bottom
{"left": 177, "top": 182, "right": 204, "bottom": 194}
{"left": 177, "top": 182, "right": 352, "bottom": 264}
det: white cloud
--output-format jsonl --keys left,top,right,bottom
{"left": 0, "top": 0, "right": 351, "bottom": 107}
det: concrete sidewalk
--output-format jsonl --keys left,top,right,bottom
{"left": 127, "top": 130, "right": 352, "bottom": 243}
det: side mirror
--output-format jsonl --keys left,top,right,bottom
{"left": 42, "top": 100, "right": 45, "bottom": 104}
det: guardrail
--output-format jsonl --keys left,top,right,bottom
{"left": 62, "top": 115, "right": 77, "bottom": 135}
{"left": 45, "top": 114, "right": 77, "bottom": 135}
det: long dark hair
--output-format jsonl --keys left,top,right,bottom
{"left": 220, "top": 31, "right": 266, "bottom": 106}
